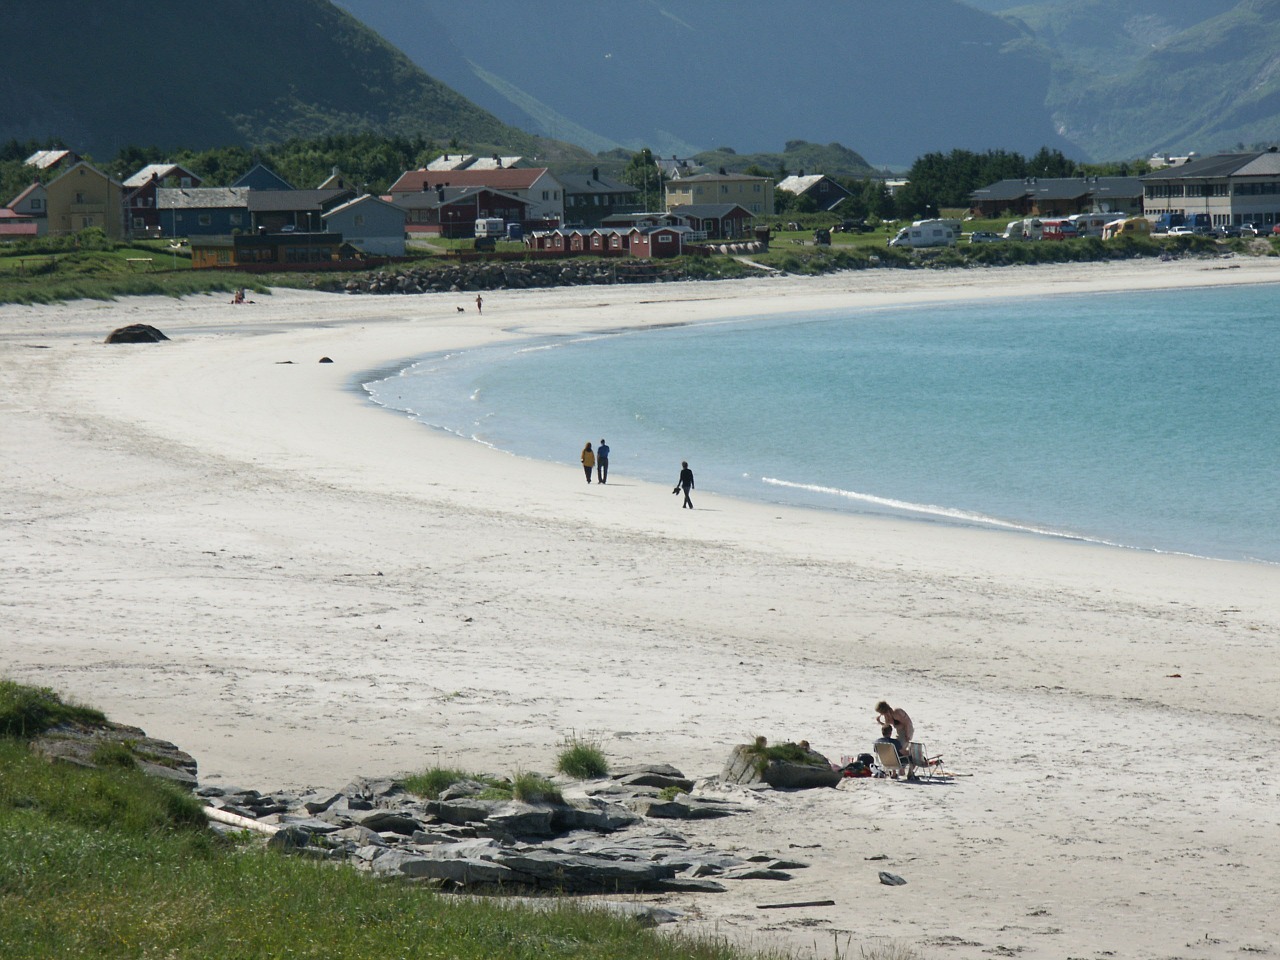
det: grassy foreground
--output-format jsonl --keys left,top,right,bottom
{"left": 0, "top": 682, "right": 784, "bottom": 960}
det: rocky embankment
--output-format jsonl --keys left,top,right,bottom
{"left": 201, "top": 763, "right": 812, "bottom": 901}
{"left": 325, "top": 258, "right": 730, "bottom": 295}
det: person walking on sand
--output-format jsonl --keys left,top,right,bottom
{"left": 475, "top": 294, "right": 483, "bottom": 314}
{"left": 581, "top": 442, "right": 595, "bottom": 483}
{"left": 596, "top": 439, "right": 610, "bottom": 484}
{"left": 675, "top": 460, "right": 695, "bottom": 508}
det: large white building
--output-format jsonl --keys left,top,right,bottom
{"left": 1142, "top": 150, "right": 1280, "bottom": 228}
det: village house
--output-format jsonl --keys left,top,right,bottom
{"left": 189, "top": 232, "right": 347, "bottom": 270}
{"left": 776, "top": 173, "right": 853, "bottom": 212}
{"left": 156, "top": 187, "right": 252, "bottom": 237}
{"left": 43, "top": 160, "right": 125, "bottom": 239}
{"left": 232, "top": 163, "right": 294, "bottom": 190}
{"left": 389, "top": 167, "right": 564, "bottom": 223}
{"left": 968, "top": 176, "right": 1144, "bottom": 219}
{"left": 1, "top": 182, "right": 48, "bottom": 238}
{"left": 560, "top": 168, "right": 641, "bottom": 227}
{"left": 247, "top": 188, "right": 355, "bottom": 233}
{"left": 122, "top": 163, "right": 202, "bottom": 238}
{"left": 664, "top": 171, "right": 773, "bottom": 216}
{"left": 666, "top": 203, "right": 754, "bottom": 239}
{"left": 24, "top": 149, "right": 80, "bottom": 177}
{"left": 391, "top": 186, "right": 531, "bottom": 238}
{"left": 1140, "top": 149, "right": 1280, "bottom": 228}
{"left": 321, "top": 194, "right": 406, "bottom": 256}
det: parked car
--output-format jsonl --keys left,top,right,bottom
{"left": 1216, "top": 224, "right": 1242, "bottom": 239}
{"left": 1167, "top": 226, "right": 1195, "bottom": 236}
{"left": 1240, "top": 223, "right": 1260, "bottom": 236}
{"left": 968, "top": 231, "right": 1002, "bottom": 243}
{"left": 1273, "top": 224, "right": 1280, "bottom": 235}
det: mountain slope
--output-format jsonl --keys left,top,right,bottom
{"left": 337, "top": 0, "right": 1070, "bottom": 168}
{"left": 0, "top": 0, "right": 549, "bottom": 159}
{"left": 1034, "top": 0, "right": 1280, "bottom": 158}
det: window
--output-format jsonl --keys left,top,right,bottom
{"left": 31, "top": 199, "right": 42, "bottom": 210}
{"left": 132, "top": 217, "right": 145, "bottom": 229}
{"left": 354, "top": 214, "right": 364, "bottom": 227}
{"left": 75, "top": 192, "right": 86, "bottom": 203}
{"left": 754, "top": 184, "right": 761, "bottom": 192}
{"left": 81, "top": 216, "right": 93, "bottom": 228}
{"left": 229, "top": 214, "right": 242, "bottom": 226}
{"left": 542, "top": 190, "right": 550, "bottom": 200}
{"left": 657, "top": 233, "right": 671, "bottom": 243}
{"left": 198, "top": 214, "right": 212, "bottom": 226}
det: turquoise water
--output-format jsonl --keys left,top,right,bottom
{"left": 365, "top": 283, "right": 1280, "bottom": 563}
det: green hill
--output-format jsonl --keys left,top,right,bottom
{"left": 0, "top": 0, "right": 567, "bottom": 160}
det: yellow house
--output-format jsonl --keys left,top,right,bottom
{"left": 44, "top": 161, "right": 125, "bottom": 239}
{"left": 664, "top": 172, "right": 774, "bottom": 216}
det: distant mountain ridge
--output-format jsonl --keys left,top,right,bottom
{"left": 337, "top": 0, "right": 1280, "bottom": 164}
{"left": 0, "top": 0, "right": 565, "bottom": 161}
{"left": 335, "top": 0, "right": 1069, "bottom": 168}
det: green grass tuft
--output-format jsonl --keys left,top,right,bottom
{"left": 0, "top": 680, "right": 106, "bottom": 739}
{"left": 555, "top": 733, "right": 609, "bottom": 780}
{"left": 401, "top": 766, "right": 507, "bottom": 800}
{"left": 511, "top": 771, "right": 563, "bottom": 804}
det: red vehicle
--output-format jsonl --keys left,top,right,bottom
{"left": 1040, "top": 219, "right": 1080, "bottom": 241}
{"left": 1272, "top": 224, "right": 1280, "bottom": 235}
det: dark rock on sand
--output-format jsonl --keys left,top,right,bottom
{"left": 104, "top": 324, "right": 169, "bottom": 343}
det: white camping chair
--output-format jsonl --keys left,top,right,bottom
{"left": 907, "top": 742, "right": 943, "bottom": 781}
{"left": 873, "top": 740, "right": 909, "bottom": 779}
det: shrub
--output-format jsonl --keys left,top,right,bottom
{"left": 555, "top": 733, "right": 608, "bottom": 780}
{"left": 658, "top": 785, "right": 690, "bottom": 801}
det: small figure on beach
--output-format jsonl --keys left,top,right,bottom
{"left": 875, "top": 701, "right": 914, "bottom": 756}
{"left": 581, "top": 442, "right": 595, "bottom": 483}
{"left": 475, "top": 294, "right": 483, "bottom": 314}
{"left": 674, "top": 460, "right": 695, "bottom": 508}
{"left": 596, "top": 439, "right": 610, "bottom": 484}
{"left": 231, "top": 288, "right": 245, "bottom": 305}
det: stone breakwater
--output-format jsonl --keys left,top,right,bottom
{"left": 202, "top": 763, "right": 813, "bottom": 901}
{"left": 325, "top": 258, "right": 729, "bottom": 295}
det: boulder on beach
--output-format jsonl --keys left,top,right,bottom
{"left": 104, "top": 324, "right": 169, "bottom": 344}
{"left": 721, "top": 739, "right": 841, "bottom": 789}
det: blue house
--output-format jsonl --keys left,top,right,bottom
{"left": 232, "top": 163, "right": 294, "bottom": 191}
{"left": 156, "top": 186, "right": 251, "bottom": 237}
{"left": 322, "top": 194, "right": 406, "bottom": 256}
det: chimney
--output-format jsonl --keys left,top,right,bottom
{"left": 719, "top": 167, "right": 727, "bottom": 176}
{"left": 798, "top": 169, "right": 805, "bottom": 178}
{"left": 592, "top": 167, "right": 599, "bottom": 181}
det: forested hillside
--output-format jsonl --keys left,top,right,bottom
{"left": 0, "top": 0, "right": 576, "bottom": 161}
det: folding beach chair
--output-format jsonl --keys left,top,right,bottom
{"left": 907, "top": 742, "right": 943, "bottom": 781}
{"left": 873, "top": 740, "right": 909, "bottom": 779}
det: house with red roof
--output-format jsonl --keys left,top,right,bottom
{"left": 2, "top": 182, "right": 48, "bottom": 237}
{"left": 389, "top": 166, "right": 564, "bottom": 223}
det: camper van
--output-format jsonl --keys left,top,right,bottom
{"left": 1067, "top": 213, "right": 1112, "bottom": 238}
{"left": 474, "top": 218, "right": 505, "bottom": 238}
{"left": 1102, "top": 217, "right": 1152, "bottom": 240}
{"left": 1002, "top": 218, "right": 1042, "bottom": 241}
{"left": 888, "top": 218, "right": 961, "bottom": 248}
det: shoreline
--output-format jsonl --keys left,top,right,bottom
{"left": 354, "top": 269, "right": 1280, "bottom": 570}
{"left": 4, "top": 259, "right": 1280, "bottom": 958}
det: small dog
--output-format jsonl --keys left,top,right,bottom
{"left": 456, "top": 306, "right": 465, "bottom": 312}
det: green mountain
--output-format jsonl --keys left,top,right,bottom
{"left": 998, "top": 0, "right": 1280, "bottom": 158}
{"left": 0, "top": 0, "right": 571, "bottom": 161}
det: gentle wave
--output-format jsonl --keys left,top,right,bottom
{"left": 759, "top": 476, "right": 1121, "bottom": 546}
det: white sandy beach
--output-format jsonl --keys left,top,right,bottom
{"left": 3, "top": 259, "right": 1280, "bottom": 959}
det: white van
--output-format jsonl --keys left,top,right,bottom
{"left": 888, "top": 218, "right": 961, "bottom": 248}
{"left": 1067, "top": 213, "right": 1111, "bottom": 238}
